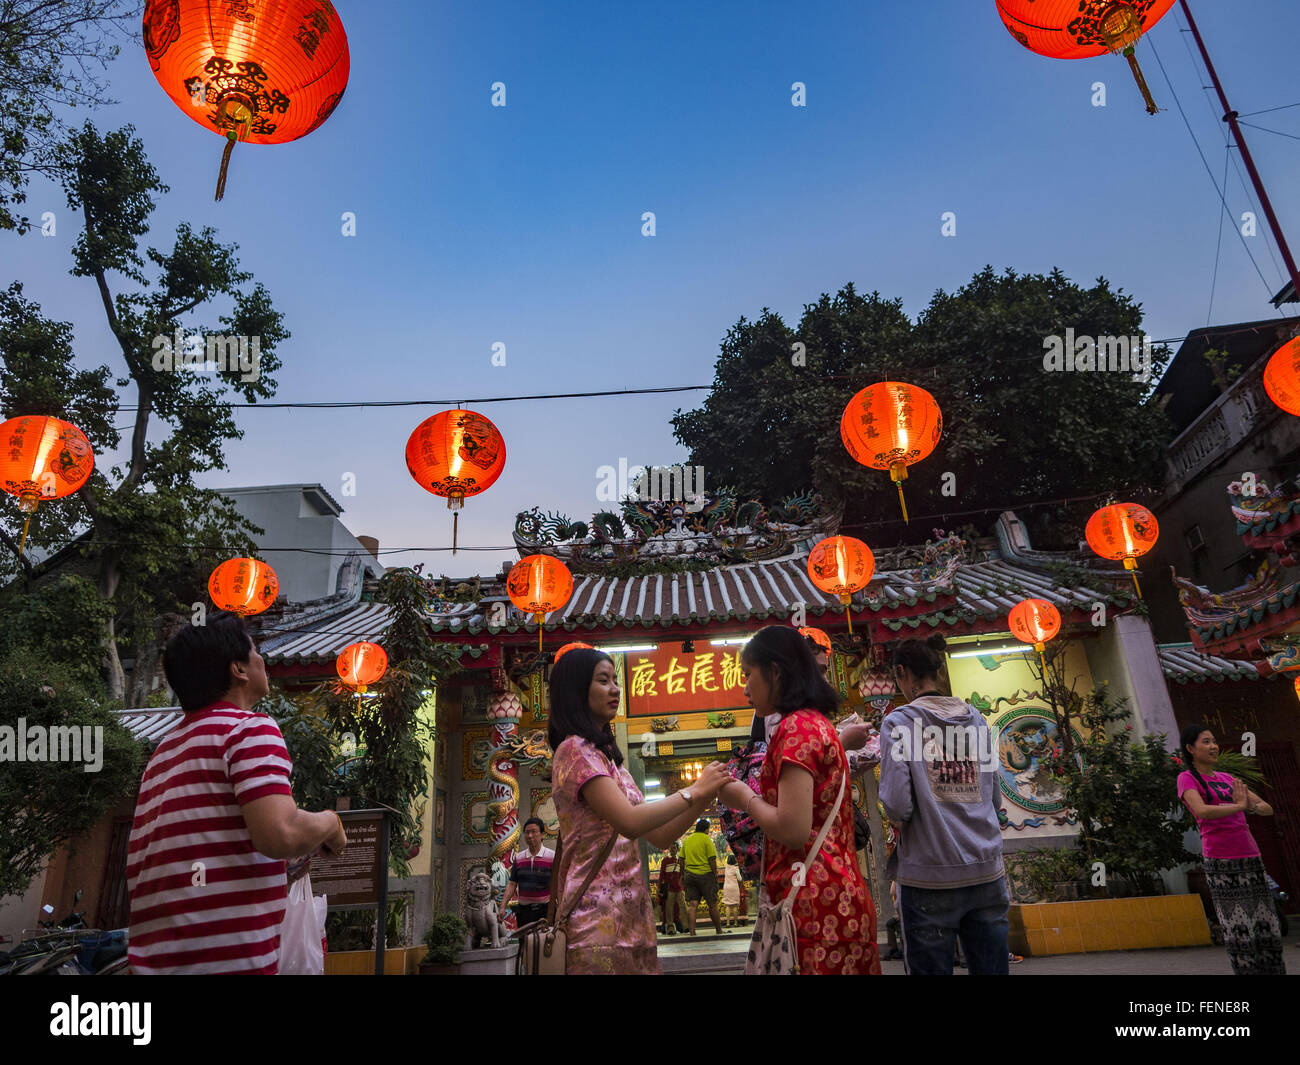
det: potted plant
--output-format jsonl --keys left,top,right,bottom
{"left": 420, "top": 913, "right": 469, "bottom": 975}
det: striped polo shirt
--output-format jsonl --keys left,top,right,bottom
{"left": 127, "top": 702, "right": 293, "bottom": 974}
{"left": 509, "top": 845, "right": 555, "bottom": 904}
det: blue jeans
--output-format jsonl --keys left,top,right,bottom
{"left": 898, "top": 877, "right": 1009, "bottom": 975}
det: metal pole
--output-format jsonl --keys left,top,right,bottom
{"left": 374, "top": 811, "right": 390, "bottom": 977}
{"left": 1179, "top": 0, "right": 1300, "bottom": 302}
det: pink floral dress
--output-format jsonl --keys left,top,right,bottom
{"left": 551, "top": 737, "right": 661, "bottom": 974}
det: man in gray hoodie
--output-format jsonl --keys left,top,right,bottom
{"left": 879, "top": 634, "right": 1009, "bottom": 975}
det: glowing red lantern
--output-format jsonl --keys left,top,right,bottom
{"left": 406, "top": 409, "right": 506, "bottom": 554}
{"left": 807, "top": 536, "right": 875, "bottom": 634}
{"left": 995, "top": 0, "right": 1176, "bottom": 115}
{"left": 554, "top": 641, "right": 593, "bottom": 663}
{"left": 1294, "top": 674, "right": 1300, "bottom": 703}
{"left": 1009, "top": 598, "right": 1062, "bottom": 676}
{"left": 208, "top": 557, "right": 278, "bottom": 616}
{"left": 143, "top": 0, "right": 350, "bottom": 200}
{"left": 1263, "top": 337, "right": 1300, "bottom": 417}
{"left": 0, "top": 415, "right": 95, "bottom": 558}
{"left": 336, "top": 641, "right": 387, "bottom": 691}
{"left": 799, "top": 627, "right": 832, "bottom": 655}
{"left": 841, "top": 382, "right": 942, "bottom": 523}
{"left": 1085, "top": 502, "right": 1159, "bottom": 598}
{"left": 507, "top": 554, "right": 574, "bottom": 652}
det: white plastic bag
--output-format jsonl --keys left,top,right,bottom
{"left": 279, "top": 871, "right": 327, "bottom": 975}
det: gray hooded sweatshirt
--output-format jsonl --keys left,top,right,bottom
{"left": 878, "top": 695, "right": 1005, "bottom": 889}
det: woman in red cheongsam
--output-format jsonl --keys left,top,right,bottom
{"left": 719, "top": 625, "right": 880, "bottom": 975}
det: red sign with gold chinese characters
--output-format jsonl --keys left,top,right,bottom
{"left": 625, "top": 645, "right": 751, "bottom": 717}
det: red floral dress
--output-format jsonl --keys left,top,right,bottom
{"left": 761, "top": 709, "right": 880, "bottom": 975}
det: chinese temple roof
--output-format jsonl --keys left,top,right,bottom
{"left": 261, "top": 512, "right": 1140, "bottom": 668}
{"left": 1173, "top": 474, "right": 1300, "bottom": 663}
{"left": 1158, "top": 643, "right": 1263, "bottom": 684}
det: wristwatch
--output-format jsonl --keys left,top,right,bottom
{"left": 680, "top": 789, "right": 694, "bottom": 804}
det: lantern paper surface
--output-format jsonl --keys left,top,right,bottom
{"left": 406, "top": 410, "right": 507, "bottom": 501}
{"left": 1263, "top": 338, "right": 1300, "bottom": 417}
{"left": 144, "top": 0, "right": 349, "bottom": 145}
{"left": 337, "top": 641, "right": 388, "bottom": 688}
{"left": 1008, "top": 599, "right": 1063, "bottom": 645}
{"left": 807, "top": 536, "right": 875, "bottom": 598}
{"left": 841, "top": 382, "right": 942, "bottom": 473}
{"left": 994, "top": 0, "right": 1176, "bottom": 59}
{"left": 554, "top": 641, "right": 593, "bottom": 662}
{"left": 209, "top": 557, "right": 279, "bottom": 615}
{"left": 799, "top": 627, "right": 832, "bottom": 653}
{"left": 0, "top": 416, "right": 95, "bottom": 507}
{"left": 1085, "top": 503, "right": 1159, "bottom": 560}
{"left": 507, "top": 554, "right": 574, "bottom": 616}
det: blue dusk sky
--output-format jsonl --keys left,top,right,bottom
{"left": 6, "top": 0, "right": 1299, "bottom": 581}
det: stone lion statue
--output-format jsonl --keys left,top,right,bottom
{"left": 464, "top": 869, "right": 507, "bottom": 950}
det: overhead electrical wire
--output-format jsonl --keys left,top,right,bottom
{"left": 1147, "top": 29, "right": 1285, "bottom": 306}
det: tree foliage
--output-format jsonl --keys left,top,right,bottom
{"left": 672, "top": 268, "right": 1172, "bottom": 548}
{"left": 0, "top": 1, "right": 139, "bottom": 232}
{"left": 0, "top": 652, "right": 146, "bottom": 898}
{"left": 1, "top": 123, "right": 289, "bottom": 704}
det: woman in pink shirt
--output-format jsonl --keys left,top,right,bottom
{"left": 1177, "top": 723, "right": 1285, "bottom": 975}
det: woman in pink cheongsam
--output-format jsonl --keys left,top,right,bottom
{"left": 549, "top": 648, "right": 731, "bottom": 974}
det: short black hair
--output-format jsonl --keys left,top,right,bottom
{"left": 163, "top": 614, "right": 254, "bottom": 712}
{"left": 694, "top": 818, "right": 710, "bottom": 833}
{"left": 893, "top": 634, "right": 947, "bottom": 680}
{"left": 523, "top": 817, "right": 545, "bottom": 834}
{"left": 740, "top": 625, "right": 839, "bottom": 720}
{"left": 548, "top": 648, "right": 622, "bottom": 766}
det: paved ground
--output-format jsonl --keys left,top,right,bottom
{"left": 658, "top": 923, "right": 1300, "bottom": 975}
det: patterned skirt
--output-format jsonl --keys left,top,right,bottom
{"left": 1203, "top": 856, "right": 1286, "bottom": 976}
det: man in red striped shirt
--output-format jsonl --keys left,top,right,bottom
{"left": 127, "top": 615, "right": 347, "bottom": 974}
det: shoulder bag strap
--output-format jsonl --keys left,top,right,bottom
{"left": 544, "top": 834, "right": 565, "bottom": 925}
{"left": 553, "top": 831, "right": 619, "bottom": 928}
{"left": 778, "top": 769, "right": 848, "bottom": 912}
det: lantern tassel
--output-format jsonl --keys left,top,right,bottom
{"left": 1038, "top": 649, "right": 1048, "bottom": 681}
{"left": 845, "top": 606, "right": 853, "bottom": 635}
{"left": 16, "top": 515, "right": 32, "bottom": 560}
{"left": 1131, "top": 570, "right": 1143, "bottom": 599}
{"left": 452, "top": 510, "right": 459, "bottom": 555}
{"left": 215, "top": 132, "right": 237, "bottom": 202}
{"left": 1123, "top": 47, "right": 1159, "bottom": 115}
{"left": 896, "top": 482, "right": 909, "bottom": 524}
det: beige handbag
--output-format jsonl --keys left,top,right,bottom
{"left": 515, "top": 830, "right": 618, "bottom": 975}
{"left": 744, "top": 772, "right": 846, "bottom": 975}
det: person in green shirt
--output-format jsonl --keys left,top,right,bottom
{"left": 681, "top": 818, "right": 724, "bottom": 935}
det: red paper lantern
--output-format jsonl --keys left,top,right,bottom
{"left": 1294, "top": 674, "right": 1300, "bottom": 703}
{"left": 799, "top": 627, "right": 832, "bottom": 654}
{"left": 143, "top": 0, "right": 350, "bottom": 200}
{"left": 841, "top": 382, "right": 942, "bottom": 523}
{"left": 336, "top": 641, "right": 387, "bottom": 691}
{"left": 1008, "top": 599, "right": 1062, "bottom": 652}
{"left": 1085, "top": 502, "right": 1159, "bottom": 598}
{"left": 208, "top": 557, "right": 279, "bottom": 616}
{"left": 1263, "top": 337, "right": 1300, "bottom": 417}
{"left": 0, "top": 415, "right": 95, "bottom": 558}
{"left": 995, "top": 0, "right": 1176, "bottom": 114}
{"left": 554, "top": 641, "right": 593, "bottom": 663}
{"left": 406, "top": 409, "right": 506, "bottom": 554}
{"left": 807, "top": 536, "right": 875, "bottom": 634}
{"left": 507, "top": 555, "right": 574, "bottom": 651}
